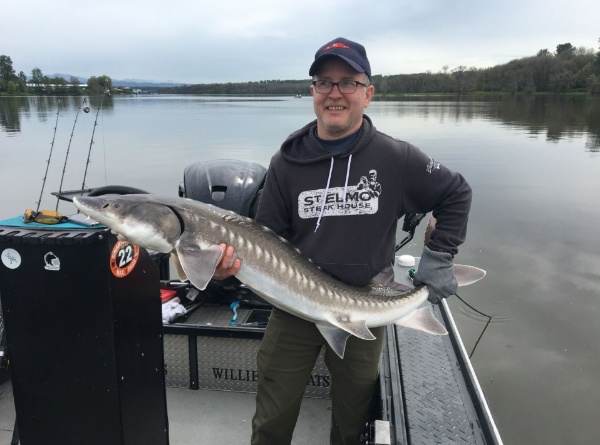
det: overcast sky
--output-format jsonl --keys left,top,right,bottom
{"left": 3, "top": 0, "right": 599, "bottom": 84}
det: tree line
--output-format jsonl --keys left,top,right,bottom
{"left": 372, "top": 42, "right": 600, "bottom": 95}
{"left": 0, "top": 58, "right": 112, "bottom": 95}
{"left": 2, "top": 40, "right": 599, "bottom": 96}
{"left": 158, "top": 41, "right": 600, "bottom": 96}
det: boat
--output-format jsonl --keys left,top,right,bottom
{"left": 0, "top": 159, "right": 502, "bottom": 444}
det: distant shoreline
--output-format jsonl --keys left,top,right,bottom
{"left": 0, "top": 91, "right": 594, "bottom": 99}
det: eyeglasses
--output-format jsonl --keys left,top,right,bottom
{"left": 312, "top": 80, "right": 368, "bottom": 94}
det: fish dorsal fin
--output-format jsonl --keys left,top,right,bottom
{"left": 175, "top": 241, "right": 224, "bottom": 290}
{"left": 395, "top": 305, "right": 448, "bottom": 335}
{"left": 315, "top": 322, "right": 352, "bottom": 359}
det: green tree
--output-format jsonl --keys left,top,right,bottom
{"left": 549, "top": 71, "right": 575, "bottom": 92}
{"left": 595, "top": 38, "right": 600, "bottom": 73}
{"left": 69, "top": 75, "right": 81, "bottom": 95}
{"left": 587, "top": 74, "right": 600, "bottom": 94}
{"left": 42, "top": 75, "right": 52, "bottom": 92}
{"left": 531, "top": 55, "right": 552, "bottom": 91}
{"left": 87, "top": 75, "right": 112, "bottom": 94}
{"left": 556, "top": 43, "right": 575, "bottom": 57}
{"left": 17, "top": 71, "right": 27, "bottom": 92}
{"left": 0, "top": 55, "right": 16, "bottom": 81}
{"left": 452, "top": 65, "right": 467, "bottom": 93}
{"left": 31, "top": 67, "right": 44, "bottom": 92}
{"left": 51, "top": 76, "right": 68, "bottom": 94}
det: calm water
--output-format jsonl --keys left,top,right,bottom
{"left": 1, "top": 94, "right": 600, "bottom": 445}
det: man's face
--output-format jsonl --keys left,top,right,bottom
{"left": 311, "top": 58, "right": 374, "bottom": 140}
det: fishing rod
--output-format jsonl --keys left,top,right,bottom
{"left": 80, "top": 89, "right": 107, "bottom": 194}
{"left": 24, "top": 101, "right": 70, "bottom": 224}
{"left": 35, "top": 100, "right": 61, "bottom": 213}
{"left": 55, "top": 97, "right": 87, "bottom": 211}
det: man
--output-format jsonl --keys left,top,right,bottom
{"left": 214, "top": 37, "right": 472, "bottom": 445}
{"left": 357, "top": 169, "right": 381, "bottom": 198}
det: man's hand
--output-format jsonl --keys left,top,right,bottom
{"left": 413, "top": 246, "right": 457, "bottom": 304}
{"left": 212, "top": 244, "right": 241, "bottom": 280}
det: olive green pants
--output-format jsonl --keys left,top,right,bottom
{"left": 250, "top": 308, "right": 385, "bottom": 445}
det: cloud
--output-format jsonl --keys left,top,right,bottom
{"left": 2, "top": 0, "right": 598, "bottom": 83}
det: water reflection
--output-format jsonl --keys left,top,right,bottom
{"left": 494, "top": 96, "right": 599, "bottom": 152}
{"left": 379, "top": 95, "right": 600, "bottom": 151}
{"left": 0, "top": 96, "right": 115, "bottom": 135}
{"left": 0, "top": 96, "right": 26, "bottom": 134}
{"left": 2, "top": 95, "right": 599, "bottom": 150}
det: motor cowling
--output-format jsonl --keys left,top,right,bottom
{"left": 179, "top": 159, "right": 267, "bottom": 219}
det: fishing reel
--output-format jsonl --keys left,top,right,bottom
{"left": 395, "top": 212, "right": 426, "bottom": 251}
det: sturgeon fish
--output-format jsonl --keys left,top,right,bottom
{"left": 73, "top": 194, "right": 485, "bottom": 358}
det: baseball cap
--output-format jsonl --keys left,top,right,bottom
{"left": 309, "top": 37, "right": 371, "bottom": 80}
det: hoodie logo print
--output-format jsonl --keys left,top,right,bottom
{"left": 426, "top": 157, "right": 440, "bottom": 174}
{"left": 298, "top": 169, "right": 381, "bottom": 219}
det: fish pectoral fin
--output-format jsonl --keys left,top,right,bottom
{"left": 171, "top": 252, "right": 189, "bottom": 282}
{"left": 404, "top": 258, "right": 486, "bottom": 287}
{"left": 315, "top": 322, "right": 352, "bottom": 359}
{"left": 331, "top": 316, "right": 376, "bottom": 341}
{"left": 454, "top": 264, "right": 486, "bottom": 286}
{"left": 395, "top": 306, "right": 448, "bottom": 335}
{"left": 175, "top": 242, "right": 224, "bottom": 290}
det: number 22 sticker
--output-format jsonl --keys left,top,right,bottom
{"left": 110, "top": 241, "right": 140, "bottom": 278}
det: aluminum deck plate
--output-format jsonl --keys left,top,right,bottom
{"left": 395, "top": 308, "right": 489, "bottom": 445}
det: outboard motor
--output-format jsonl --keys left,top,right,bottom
{"left": 179, "top": 159, "right": 267, "bottom": 218}
{"left": 179, "top": 159, "right": 269, "bottom": 307}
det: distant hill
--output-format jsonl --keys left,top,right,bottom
{"left": 47, "top": 73, "right": 87, "bottom": 83}
{"left": 46, "top": 73, "right": 184, "bottom": 87}
{"left": 111, "top": 78, "right": 185, "bottom": 88}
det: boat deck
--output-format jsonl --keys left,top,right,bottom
{"left": 0, "top": 299, "right": 500, "bottom": 444}
{"left": 0, "top": 228, "right": 500, "bottom": 444}
{"left": 0, "top": 380, "right": 329, "bottom": 445}
{"left": 394, "top": 307, "right": 494, "bottom": 444}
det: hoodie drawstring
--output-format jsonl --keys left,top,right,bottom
{"left": 315, "top": 157, "right": 334, "bottom": 232}
{"left": 314, "top": 155, "right": 353, "bottom": 232}
{"left": 343, "top": 154, "right": 353, "bottom": 207}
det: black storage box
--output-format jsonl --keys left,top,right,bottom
{"left": 0, "top": 223, "right": 168, "bottom": 445}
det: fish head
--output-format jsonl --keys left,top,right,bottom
{"left": 73, "top": 194, "right": 182, "bottom": 253}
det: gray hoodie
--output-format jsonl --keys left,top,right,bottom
{"left": 255, "top": 115, "right": 471, "bottom": 287}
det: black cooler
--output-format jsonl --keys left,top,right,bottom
{"left": 0, "top": 219, "right": 168, "bottom": 445}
